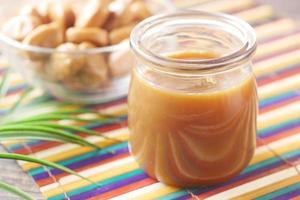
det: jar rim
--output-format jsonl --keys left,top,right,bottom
{"left": 130, "top": 10, "right": 257, "bottom": 71}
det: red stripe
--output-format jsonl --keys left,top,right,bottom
{"left": 259, "top": 96, "right": 300, "bottom": 114}
{"left": 258, "top": 126, "right": 300, "bottom": 145}
{"left": 258, "top": 29, "right": 300, "bottom": 45}
{"left": 254, "top": 46, "right": 300, "bottom": 64}
{"left": 92, "top": 98, "right": 127, "bottom": 110}
{"left": 196, "top": 164, "right": 291, "bottom": 199}
{"left": 36, "top": 153, "right": 130, "bottom": 187}
{"left": 258, "top": 28, "right": 300, "bottom": 45}
{"left": 87, "top": 178, "right": 156, "bottom": 200}
{"left": 257, "top": 66, "right": 300, "bottom": 87}
{"left": 51, "top": 151, "right": 299, "bottom": 200}
{"left": 226, "top": 2, "right": 257, "bottom": 14}
{"left": 13, "top": 122, "right": 128, "bottom": 155}
{"left": 291, "top": 195, "right": 300, "bottom": 200}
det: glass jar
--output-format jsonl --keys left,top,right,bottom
{"left": 129, "top": 11, "right": 257, "bottom": 187}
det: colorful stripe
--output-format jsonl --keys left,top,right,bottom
{"left": 1, "top": 0, "right": 300, "bottom": 199}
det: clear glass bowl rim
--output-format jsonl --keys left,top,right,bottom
{"left": 0, "top": 0, "right": 174, "bottom": 55}
{"left": 130, "top": 10, "right": 257, "bottom": 71}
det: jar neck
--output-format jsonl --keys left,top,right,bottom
{"left": 130, "top": 10, "right": 257, "bottom": 75}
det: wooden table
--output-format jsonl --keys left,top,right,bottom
{"left": 0, "top": 146, "right": 45, "bottom": 200}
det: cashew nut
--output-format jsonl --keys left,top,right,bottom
{"left": 47, "top": 42, "right": 85, "bottom": 80}
{"left": 66, "top": 27, "right": 108, "bottom": 46}
{"left": 120, "top": 1, "right": 151, "bottom": 25}
{"left": 49, "top": 3, "right": 75, "bottom": 28}
{"left": 75, "top": 0, "right": 110, "bottom": 28}
{"left": 23, "top": 22, "right": 64, "bottom": 48}
{"left": 2, "top": 15, "right": 42, "bottom": 41}
{"left": 109, "top": 23, "right": 135, "bottom": 44}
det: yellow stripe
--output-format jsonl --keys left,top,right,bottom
{"left": 255, "top": 19, "right": 296, "bottom": 41}
{"left": 195, "top": 0, "right": 253, "bottom": 13}
{"left": 13, "top": 103, "right": 129, "bottom": 170}
{"left": 100, "top": 103, "right": 128, "bottom": 116}
{"left": 258, "top": 101, "right": 300, "bottom": 129}
{"left": 42, "top": 130, "right": 300, "bottom": 197}
{"left": 43, "top": 161, "right": 139, "bottom": 197}
{"left": 1, "top": 0, "right": 299, "bottom": 199}
{"left": 234, "top": 175, "right": 300, "bottom": 199}
{"left": 21, "top": 89, "right": 300, "bottom": 170}
{"left": 1, "top": 140, "right": 29, "bottom": 146}
{"left": 273, "top": 140, "right": 300, "bottom": 156}
{"left": 258, "top": 74, "right": 300, "bottom": 100}
{"left": 21, "top": 97, "right": 298, "bottom": 171}
{"left": 133, "top": 184, "right": 179, "bottom": 200}
{"left": 256, "top": 32, "right": 300, "bottom": 58}
{"left": 0, "top": 58, "right": 9, "bottom": 68}
{"left": 254, "top": 49, "right": 300, "bottom": 77}
{"left": 250, "top": 147, "right": 273, "bottom": 165}
{"left": 251, "top": 133, "right": 300, "bottom": 166}
{"left": 125, "top": 135, "right": 300, "bottom": 200}
{"left": 22, "top": 131, "right": 129, "bottom": 171}
{"left": 173, "top": 0, "right": 213, "bottom": 8}
{"left": 0, "top": 88, "right": 44, "bottom": 109}
{"left": 235, "top": 5, "right": 274, "bottom": 24}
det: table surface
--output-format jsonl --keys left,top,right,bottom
{"left": 0, "top": 0, "right": 299, "bottom": 199}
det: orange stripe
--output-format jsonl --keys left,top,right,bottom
{"left": 259, "top": 126, "right": 300, "bottom": 145}
{"left": 198, "top": 164, "right": 290, "bottom": 199}
{"left": 257, "top": 65, "right": 300, "bottom": 87}
{"left": 291, "top": 195, "right": 300, "bottom": 200}
{"left": 259, "top": 96, "right": 300, "bottom": 114}
{"left": 36, "top": 153, "right": 130, "bottom": 187}
{"left": 13, "top": 122, "right": 128, "bottom": 155}
{"left": 93, "top": 98, "right": 127, "bottom": 110}
{"left": 87, "top": 178, "right": 156, "bottom": 200}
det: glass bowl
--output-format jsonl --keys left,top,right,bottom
{"left": 0, "top": 0, "right": 173, "bottom": 103}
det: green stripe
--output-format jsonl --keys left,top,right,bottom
{"left": 257, "top": 117, "right": 300, "bottom": 135}
{"left": 34, "top": 132, "right": 300, "bottom": 199}
{"left": 8, "top": 118, "right": 125, "bottom": 150}
{"left": 28, "top": 142, "right": 128, "bottom": 176}
{"left": 156, "top": 190, "right": 189, "bottom": 200}
{"left": 29, "top": 115, "right": 300, "bottom": 176}
{"left": 243, "top": 148, "right": 300, "bottom": 175}
{"left": 259, "top": 90, "right": 299, "bottom": 107}
{"left": 159, "top": 148, "right": 300, "bottom": 200}
{"left": 49, "top": 169, "right": 144, "bottom": 200}
{"left": 256, "top": 182, "right": 300, "bottom": 200}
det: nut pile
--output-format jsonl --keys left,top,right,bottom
{"left": 1, "top": 0, "right": 151, "bottom": 90}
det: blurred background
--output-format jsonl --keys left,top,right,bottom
{"left": 258, "top": 0, "right": 300, "bottom": 21}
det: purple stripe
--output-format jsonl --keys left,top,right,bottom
{"left": 70, "top": 173, "right": 149, "bottom": 200}
{"left": 87, "top": 96, "right": 127, "bottom": 110}
{"left": 273, "top": 189, "right": 300, "bottom": 200}
{"left": 33, "top": 147, "right": 129, "bottom": 180}
{"left": 256, "top": 64, "right": 300, "bottom": 82}
{"left": 254, "top": 46, "right": 300, "bottom": 63}
{"left": 259, "top": 90, "right": 300, "bottom": 109}
{"left": 0, "top": 67, "right": 8, "bottom": 74}
{"left": 73, "top": 150, "right": 300, "bottom": 200}
{"left": 176, "top": 152, "right": 300, "bottom": 199}
{"left": 226, "top": 3, "right": 257, "bottom": 14}
{"left": 6, "top": 84, "right": 27, "bottom": 95}
{"left": 259, "top": 120, "right": 300, "bottom": 138}
{"left": 258, "top": 28, "right": 300, "bottom": 45}
{"left": 10, "top": 117, "right": 127, "bottom": 152}
{"left": 64, "top": 146, "right": 297, "bottom": 200}
{"left": 252, "top": 16, "right": 277, "bottom": 28}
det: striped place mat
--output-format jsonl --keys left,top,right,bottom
{"left": 1, "top": 0, "right": 300, "bottom": 199}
